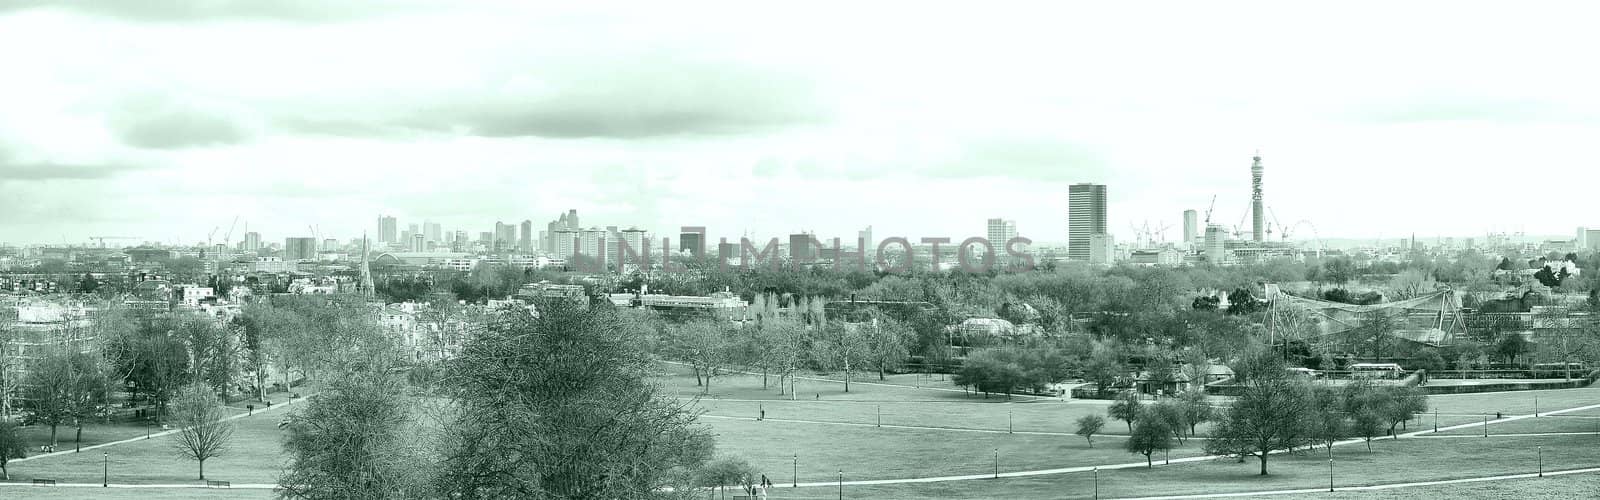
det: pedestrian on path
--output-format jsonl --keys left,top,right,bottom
{"left": 759, "top": 405, "right": 765, "bottom": 421}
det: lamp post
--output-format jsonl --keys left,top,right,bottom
{"left": 1093, "top": 467, "right": 1099, "bottom": 500}
{"left": 793, "top": 455, "right": 798, "bottom": 488}
{"left": 993, "top": 448, "right": 998, "bottom": 478}
{"left": 1008, "top": 411, "right": 1013, "bottom": 434}
{"left": 1538, "top": 446, "right": 1543, "bottom": 477}
{"left": 877, "top": 405, "right": 881, "bottom": 428}
{"left": 1535, "top": 395, "right": 1539, "bottom": 417}
{"left": 103, "top": 452, "right": 108, "bottom": 487}
{"left": 1328, "top": 458, "right": 1333, "bottom": 492}
{"left": 837, "top": 470, "right": 842, "bottom": 500}
{"left": 1433, "top": 409, "right": 1438, "bottom": 432}
{"left": 1483, "top": 413, "right": 1488, "bottom": 437}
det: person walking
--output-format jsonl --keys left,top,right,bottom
{"left": 759, "top": 405, "right": 765, "bottom": 421}
{"left": 759, "top": 474, "right": 772, "bottom": 500}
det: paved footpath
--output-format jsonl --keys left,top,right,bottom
{"left": 12, "top": 394, "right": 308, "bottom": 464}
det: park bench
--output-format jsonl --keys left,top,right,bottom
{"left": 207, "top": 480, "right": 231, "bottom": 488}
{"left": 32, "top": 478, "right": 57, "bottom": 486}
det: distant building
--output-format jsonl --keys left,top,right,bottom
{"left": 789, "top": 233, "right": 816, "bottom": 262}
{"left": 410, "top": 233, "right": 426, "bottom": 252}
{"left": 1183, "top": 210, "right": 1199, "bottom": 245}
{"left": 680, "top": 230, "right": 704, "bottom": 257}
{"left": 252, "top": 256, "right": 295, "bottom": 273}
{"left": 986, "top": 218, "right": 1018, "bottom": 258}
{"left": 519, "top": 220, "right": 533, "bottom": 252}
{"left": 637, "top": 290, "right": 747, "bottom": 321}
{"left": 180, "top": 286, "right": 215, "bottom": 307}
{"left": 858, "top": 226, "right": 874, "bottom": 252}
{"left": 1068, "top": 183, "right": 1107, "bottom": 261}
{"left": 378, "top": 215, "right": 398, "bottom": 244}
{"left": 1088, "top": 233, "right": 1114, "bottom": 265}
{"left": 284, "top": 237, "right": 317, "bottom": 261}
{"left": 321, "top": 238, "right": 338, "bottom": 252}
{"left": 242, "top": 232, "right": 261, "bottom": 252}
{"left": 1204, "top": 225, "right": 1229, "bottom": 264}
{"left": 1129, "top": 247, "right": 1183, "bottom": 266}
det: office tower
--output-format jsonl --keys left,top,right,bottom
{"left": 789, "top": 233, "right": 815, "bottom": 262}
{"left": 242, "top": 232, "right": 261, "bottom": 252}
{"left": 408, "top": 223, "right": 419, "bottom": 241}
{"left": 322, "top": 238, "right": 338, "bottom": 252}
{"left": 494, "top": 221, "right": 516, "bottom": 252}
{"left": 1251, "top": 153, "right": 1265, "bottom": 242}
{"left": 478, "top": 232, "right": 493, "bottom": 246}
{"left": 680, "top": 230, "right": 704, "bottom": 257}
{"left": 378, "top": 215, "right": 397, "bottom": 243}
{"left": 453, "top": 230, "right": 468, "bottom": 248}
{"left": 545, "top": 210, "right": 580, "bottom": 252}
{"left": 538, "top": 230, "right": 549, "bottom": 252}
{"left": 520, "top": 220, "right": 533, "bottom": 252}
{"left": 284, "top": 237, "right": 317, "bottom": 261}
{"left": 1204, "top": 225, "right": 1228, "bottom": 264}
{"left": 425, "top": 222, "right": 442, "bottom": 244}
{"left": 1068, "top": 183, "right": 1107, "bottom": 261}
{"left": 410, "top": 233, "right": 425, "bottom": 252}
{"left": 1183, "top": 210, "right": 1199, "bottom": 244}
{"left": 858, "top": 226, "right": 874, "bottom": 252}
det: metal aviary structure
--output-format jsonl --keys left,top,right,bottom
{"left": 1264, "top": 284, "right": 1465, "bottom": 347}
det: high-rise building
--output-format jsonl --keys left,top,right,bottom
{"left": 579, "top": 227, "right": 607, "bottom": 260}
{"left": 453, "top": 230, "right": 468, "bottom": 251}
{"left": 494, "top": 221, "right": 516, "bottom": 252}
{"left": 789, "top": 233, "right": 816, "bottom": 262}
{"left": 680, "top": 230, "right": 704, "bottom": 257}
{"left": 555, "top": 229, "right": 579, "bottom": 258}
{"left": 1183, "top": 210, "right": 1199, "bottom": 245}
{"left": 378, "top": 215, "right": 397, "bottom": 244}
{"left": 424, "top": 222, "right": 442, "bottom": 244}
{"left": 858, "top": 226, "right": 874, "bottom": 252}
{"left": 986, "top": 218, "right": 1017, "bottom": 259}
{"left": 322, "top": 238, "right": 338, "bottom": 252}
{"left": 242, "top": 232, "right": 261, "bottom": 252}
{"left": 1251, "top": 153, "right": 1265, "bottom": 242}
{"left": 519, "top": 220, "right": 534, "bottom": 252}
{"left": 618, "top": 227, "right": 648, "bottom": 265}
{"left": 284, "top": 237, "right": 317, "bottom": 261}
{"left": 410, "top": 233, "right": 426, "bottom": 252}
{"left": 1068, "top": 183, "right": 1108, "bottom": 261}
{"left": 1204, "top": 225, "right": 1228, "bottom": 264}
{"left": 544, "top": 210, "right": 580, "bottom": 252}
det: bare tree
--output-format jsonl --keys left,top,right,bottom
{"left": 171, "top": 384, "right": 235, "bottom": 480}
{"left": 0, "top": 421, "right": 26, "bottom": 480}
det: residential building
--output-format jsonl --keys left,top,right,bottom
{"left": 284, "top": 237, "right": 317, "bottom": 261}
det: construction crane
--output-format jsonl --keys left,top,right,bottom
{"left": 1203, "top": 195, "right": 1217, "bottom": 225}
{"left": 88, "top": 236, "right": 139, "bottom": 248}
{"left": 207, "top": 227, "right": 220, "bottom": 246}
{"left": 222, "top": 216, "right": 239, "bottom": 249}
{"left": 1268, "top": 207, "right": 1285, "bottom": 241}
{"left": 1151, "top": 221, "right": 1173, "bottom": 244}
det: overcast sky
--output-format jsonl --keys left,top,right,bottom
{"left": 3, "top": 1, "right": 1599, "bottom": 247}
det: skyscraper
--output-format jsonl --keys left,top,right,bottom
{"left": 679, "top": 229, "right": 704, "bottom": 257}
{"left": 858, "top": 226, "right": 874, "bottom": 252}
{"left": 424, "top": 222, "right": 442, "bottom": 244}
{"left": 242, "top": 231, "right": 261, "bottom": 252}
{"left": 1251, "top": 153, "right": 1265, "bottom": 242}
{"left": 519, "top": 220, "right": 534, "bottom": 252}
{"left": 1068, "top": 183, "right": 1107, "bottom": 261}
{"left": 494, "top": 221, "right": 516, "bottom": 251}
{"left": 377, "top": 215, "right": 397, "bottom": 244}
{"left": 986, "top": 219, "right": 1017, "bottom": 259}
{"left": 1183, "top": 210, "right": 1199, "bottom": 245}
{"left": 284, "top": 237, "right": 317, "bottom": 261}
{"left": 789, "top": 233, "right": 816, "bottom": 262}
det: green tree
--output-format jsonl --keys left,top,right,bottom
{"left": 1126, "top": 419, "right": 1173, "bottom": 468}
{"left": 1082, "top": 344, "right": 1124, "bottom": 397}
{"left": 1497, "top": 334, "right": 1531, "bottom": 366}
{"left": 1108, "top": 391, "right": 1142, "bottom": 432}
{"left": 864, "top": 317, "right": 914, "bottom": 380}
{"left": 696, "top": 457, "right": 761, "bottom": 499}
{"left": 278, "top": 367, "right": 428, "bottom": 499}
{"left": 1204, "top": 362, "right": 1308, "bottom": 475}
{"left": 1178, "top": 390, "right": 1214, "bottom": 436}
{"left": 1075, "top": 414, "right": 1105, "bottom": 448}
{"left": 23, "top": 348, "right": 112, "bottom": 447}
{"left": 433, "top": 300, "right": 713, "bottom": 499}
{"left": 1304, "top": 386, "right": 1347, "bottom": 452}
{"left": 171, "top": 384, "right": 235, "bottom": 480}
{"left": 811, "top": 321, "right": 871, "bottom": 393}
{"left": 0, "top": 422, "right": 25, "bottom": 480}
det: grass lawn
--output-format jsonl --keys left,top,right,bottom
{"left": 770, "top": 434, "right": 1600, "bottom": 499}
{"left": 704, "top": 417, "right": 1211, "bottom": 484}
{"left": 1433, "top": 414, "right": 1600, "bottom": 436}
{"left": 1273, "top": 472, "right": 1600, "bottom": 500}
{"left": 4, "top": 404, "right": 292, "bottom": 486}
{"left": 0, "top": 487, "right": 275, "bottom": 499}
{"left": 1425, "top": 386, "right": 1600, "bottom": 415}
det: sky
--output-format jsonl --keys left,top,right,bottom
{"left": 3, "top": 1, "right": 1600, "bottom": 247}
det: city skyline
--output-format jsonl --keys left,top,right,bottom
{"left": 6, "top": 3, "right": 1600, "bottom": 244}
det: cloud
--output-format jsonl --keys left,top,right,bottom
{"left": 924, "top": 137, "right": 1108, "bottom": 181}
{"left": 0, "top": 0, "right": 426, "bottom": 22}
{"left": 278, "top": 58, "right": 827, "bottom": 140}
{"left": 0, "top": 145, "right": 149, "bottom": 181}
{"left": 106, "top": 95, "right": 253, "bottom": 149}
